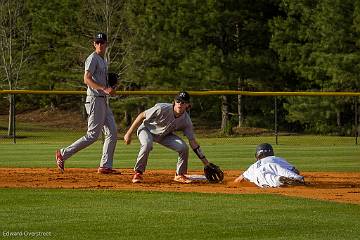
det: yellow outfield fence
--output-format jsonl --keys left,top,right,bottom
{"left": 0, "top": 89, "right": 360, "bottom": 96}
{"left": 0, "top": 89, "right": 359, "bottom": 145}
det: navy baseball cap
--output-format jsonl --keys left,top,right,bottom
{"left": 94, "top": 32, "right": 107, "bottom": 42}
{"left": 175, "top": 91, "right": 190, "bottom": 103}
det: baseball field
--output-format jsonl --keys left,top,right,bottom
{"left": 0, "top": 127, "right": 360, "bottom": 239}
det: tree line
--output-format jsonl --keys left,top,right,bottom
{"left": 0, "top": 0, "right": 359, "bottom": 135}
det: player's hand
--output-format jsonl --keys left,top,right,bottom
{"left": 123, "top": 132, "right": 132, "bottom": 145}
{"left": 103, "top": 87, "right": 116, "bottom": 95}
{"left": 109, "top": 88, "right": 116, "bottom": 96}
{"left": 234, "top": 175, "right": 244, "bottom": 183}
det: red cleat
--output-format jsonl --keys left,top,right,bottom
{"left": 55, "top": 149, "right": 64, "bottom": 173}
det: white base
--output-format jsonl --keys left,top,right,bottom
{"left": 185, "top": 175, "right": 207, "bottom": 181}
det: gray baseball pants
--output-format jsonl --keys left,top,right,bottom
{"left": 60, "top": 96, "right": 117, "bottom": 168}
{"left": 135, "top": 128, "right": 189, "bottom": 175}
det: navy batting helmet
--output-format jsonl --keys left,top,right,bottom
{"left": 255, "top": 143, "right": 274, "bottom": 159}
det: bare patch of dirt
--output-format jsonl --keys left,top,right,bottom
{"left": 0, "top": 168, "right": 359, "bottom": 205}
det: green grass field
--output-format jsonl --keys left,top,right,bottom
{"left": 1, "top": 129, "right": 360, "bottom": 239}
{"left": 1, "top": 189, "right": 359, "bottom": 240}
{"left": 0, "top": 129, "right": 359, "bottom": 172}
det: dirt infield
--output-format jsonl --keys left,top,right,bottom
{"left": 0, "top": 168, "right": 359, "bottom": 205}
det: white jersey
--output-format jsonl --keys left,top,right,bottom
{"left": 242, "top": 156, "right": 303, "bottom": 188}
{"left": 259, "top": 156, "right": 296, "bottom": 171}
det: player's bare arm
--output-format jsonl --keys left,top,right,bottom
{"left": 234, "top": 174, "right": 245, "bottom": 183}
{"left": 189, "top": 139, "right": 210, "bottom": 166}
{"left": 124, "top": 112, "right": 146, "bottom": 145}
{"left": 189, "top": 139, "right": 224, "bottom": 182}
{"left": 83, "top": 71, "right": 115, "bottom": 95}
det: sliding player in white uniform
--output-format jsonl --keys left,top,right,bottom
{"left": 234, "top": 143, "right": 305, "bottom": 188}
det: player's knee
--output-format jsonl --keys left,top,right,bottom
{"left": 141, "top": 141, "right": 153, "bottom": 152}
{"left": 86, "top": 131, "right": 100, "bottom": 142}
{"left": 178, "top": 142, "right": 189, "bottom": 154}
{"left": 105, "top": 131, "right": 117, "bottom": 141}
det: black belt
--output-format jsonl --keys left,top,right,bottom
{"left": 87, "top": 95, "right": 106, "bottom": 98}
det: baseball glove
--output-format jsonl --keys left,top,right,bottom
{"left": 108, "top": 72, "right": 119, "bottom": 88}
{"left": 204, "top": 163, "right": 224, "bottom": 183}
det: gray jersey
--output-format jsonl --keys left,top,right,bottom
{"left": 138, "top": 103, "right": 195, "bottom": 140}
{"left": 85, "top": 52, "right": 108, "bottom": 97}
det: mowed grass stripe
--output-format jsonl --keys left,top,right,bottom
{"left": 0, "top": 188, "right": 359, "bottom": 240}
{"left": 0, "top": 136, "right": 359, "bottom": 171}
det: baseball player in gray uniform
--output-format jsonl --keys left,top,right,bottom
{"left": 55, "top": 32, "right": 118, "bottom": 174}
{"left": 124, "top": 91, "right": 213, "bottom": 183}
{"left": 234, "top": 143, "right": 305, "bottom": 187}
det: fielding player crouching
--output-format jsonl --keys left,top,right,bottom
{"left": 234, "top": 143, "right": 305, "bottom": 188}
{"left": 124, "top": 91, "right": 214, "bottom": 183}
